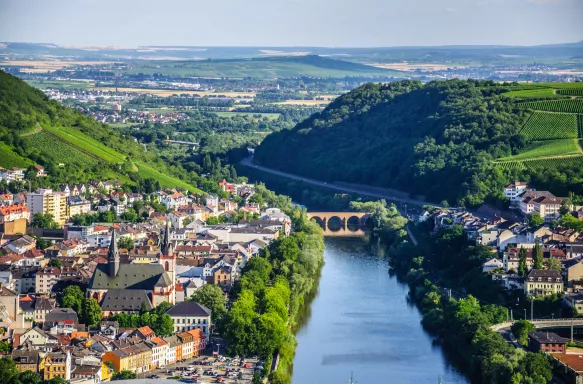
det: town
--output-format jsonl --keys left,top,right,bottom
{"left": 419, "top": 180, "right": 583, "bottom": 381}
{"left": 0, "top": 166, "right": 290, "bottom": 383}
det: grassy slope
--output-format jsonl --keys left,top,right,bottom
{"left": 0, "top": 70, "right": 201, "bottom": 193}
{"left": 497, "top": 139, "right": 582, "bottom": 161}
{"left": 0, "top": 142, "right": 34, "bottom": 168}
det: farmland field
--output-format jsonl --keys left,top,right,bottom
{"left": 520, "top": 112, "right": 579, "bottom": 139}
{"left": 495, "top": 156, "right": 583, "bottom": 171}
{"left": 211, "top": 112, "right": 280, "bottom": 120}
{"left": 520, "top": 99, "right": 583, "bottom": 114}
{"left": 0, "top": 143, "right": 34, "bottom": 168}
{"left": 24, "top": 132, "right": 99, "bottom": 167}
{"left": 26, "top": 79, "right": 93, "bottom": 90}
{"left": 42, "top": 125, "right": 126, "bottom": 163}
{"left": 134, "top": 161, "right": 202, "bottom": 193}
{"left": 497, "top": 139, "right": 582, "bottom": 162}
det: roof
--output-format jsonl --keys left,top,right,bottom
{"left": 46, "top": 308, "right": 78, "bottom": 324}
{"left": 88, "top": 263, "right": 172, "bottom": 290}
{"left": 100, "top": 289, "right": 153, "bottom": 312}
{"left": 165, "top": 301, "right": 211, "bottom": 317}
{"left": 529, "top": 331, "right": 568, "bottom": 344}
{"left": 553, "top": 353, "right": 583, "bottom": 372}
{"left": 527, "top": 269, "right": 562, "bottom": 280}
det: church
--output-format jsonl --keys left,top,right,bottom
{"left": 87, "top": 222, "right": 177, "bottom": 307}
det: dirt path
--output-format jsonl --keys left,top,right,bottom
{"left": 19, "top": 123, "right": 42, "bottom": 137}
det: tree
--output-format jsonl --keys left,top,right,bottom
{"left": 112, "top": 370, "right": 137, "bottom": 381}
{"left": 82, "top": 297, "right": 102, "bottom": 326}
{"left": 511, "top": 320, "right": 536, "bottom": 346}
{"left": 0, "top": 341, "right": 11, "bottom": 353}
{"left": 44, "top": 378, "right": 68, "bottom": 384}
{"left": 18, "top": 370, "right": 42, "bottom": 384}
{"left": 152, "top": 314, "right": 174, "bottom": 337}
{"left": 47, "top": 258, "right": 62, "bottom": 268}
{"left": 546, "top": 257, "right": 562, "bottom": 273}
{"left": 190, "top": 284, "right": 227, "bottom": 324}
{"left": 117, "top": 236, "right": 134, "bottom": 251}
{"left": 60, "top": 285, "right": 84, "bottom": 314}
{"left": 31, "top": 212, "right": 59, "bottom": 229}
{"left": 533, "top": 241, "right": 543, "bottom": 270}
{"left": 0, "top": 356, "right": 19, "bottom": 384}
{"left": 560, "top": 197, "right": 573, "bottom": 216}
{"left": 244, "top": 257, "right": 272, "bottom": 283}
{"left": 518, "top": 247, "right": 527, "bottom": 277}
{"left": 528, "top": 213, "right": 544, "bottom": 228}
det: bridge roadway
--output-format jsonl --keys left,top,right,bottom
{"left": 240, "top": 157, "right": 438, "bottom": 208}
{"left": 306, "top": 211, "right": 369, "bottom": 237}
{"left": 491, "top": 318, "right": 583, "bottom": 332}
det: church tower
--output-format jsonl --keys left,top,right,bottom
{"left": 159, "top": 221, "right": 176, "bottom": 290}
{"left": 107, "top": 229, "right": 120, "bottom": 278}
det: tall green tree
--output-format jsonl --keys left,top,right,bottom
{"left": 190, "top": 284, "right": 227, "bottom": 324}
{"left": 18, "top": 370, "right": 42, "bottom": 384}
{"left": 31, "top": 212, "right": 59, "bottom": 229}
{"left": 82, "top": 297, "right": 102, "bottom": 326}
{"left": 528, "top": 213, "right": 544, "bottom": 228}
{"left": 533, "top": 242, "right": 543, "bottom": 270}
{"left": 518, "top": 247, "right": 527, "bottom": 277}
{"left": 0, "top": 356, "right": 19, "bottom": 384}
{"left": 546, "top": 257, "right": 562, "bottom": 273}
{"left": 60, "top": 285, "right": 84, "bottom": 314}
{"left": 511, "top": 320, "right": 536, "bottom": 346}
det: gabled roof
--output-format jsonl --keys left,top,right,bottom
{"left": 100, "top": 289, "right": 153, "bottom": 312}
{"left": 88, "top": 263, "right": 171, "bottom": 290}
{"left": 165, "top": 301, "right": 211, "bottom": 317}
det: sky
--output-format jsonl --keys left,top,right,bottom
{"left": 0, "top": 0, "right": 582, "bottom": 47}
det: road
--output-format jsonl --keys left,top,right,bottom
{"left": 240, "top": 157, "right": 438, "bottom": 208}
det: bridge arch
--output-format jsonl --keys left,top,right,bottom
{"left": 306, "top": 212, "right": 369, "bottom": 237}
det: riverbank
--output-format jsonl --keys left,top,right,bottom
{"left": 219, "top": 186, "right": 325, "bottom": 384}
{"left": 387, "top": 221, "right": 553, "bottom": 383}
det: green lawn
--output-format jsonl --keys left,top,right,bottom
{"left": 0, "top": 143, "right": 34, "bottom": 168}
{"left": 135, "top": 161, "right": 202, "bottom": 193}
{"left": 502, "top": 88, "right": 564, "bottom": 100}
{"left": 497, "top": 139, "right": 582, "bottom": 161}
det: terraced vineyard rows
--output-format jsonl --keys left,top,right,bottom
{"left": 520, "top": 99, "right": 583, "bottom": 114}
{"left": 495, "top": 156, "right": 583, "bottom": 171}
{"left": 502, "top": 89, "right": 562, "bottom": 100}
{"left": 43, "top": 125, "right": 126, "bottom": 163}
{"left": 24, "top": 131, "right": 99, "bottom": 167}
{"left": 579, "top": 115, "right": 583, "bottom": 138}
{"left": 497, "top": 139, "right": 581, "bottom": 162}
{"left": 557, "top": 89, "right": 583, "bottom": 97}
{"left": 521, "top": 112, "right": 578, "bottom": 139}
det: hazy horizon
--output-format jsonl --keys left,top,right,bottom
{"left": 1, "top": 0, "right": 582, "bottom": 48}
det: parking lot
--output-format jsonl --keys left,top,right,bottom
{"left": 137, "top": 355, "right": 260, "bottom": 383}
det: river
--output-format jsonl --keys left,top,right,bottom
{"left": 292, "top": 237, "right": 468, "bottom": 384}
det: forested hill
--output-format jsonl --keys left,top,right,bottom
{"left": 254, "top": 79, "right": 543, "bottom": 206}
{"left": 0, "top": 70, "right": 202, "bottom": 192}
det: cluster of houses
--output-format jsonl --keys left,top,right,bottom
{"left": 423, "top": 181, "right": 583, "bottom": 305}
{"left": 0, "top": 177, "right": 291, "bottom": 381}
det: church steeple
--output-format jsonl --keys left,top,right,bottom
{"left": 107, "top": 229, "right": 120, "bottom": 277}
{"left": 162, "top": 220, "right": 173, "bottom": 256}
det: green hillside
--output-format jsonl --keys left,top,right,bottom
{"left": 255, "top": 79, "right": 583, "bottom": 206}
{"left": 0, "top": 70, "right": 201, "bottom": 192}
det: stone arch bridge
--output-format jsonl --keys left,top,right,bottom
{"left": 307, "top": 212, "right": 370, "bottom": 237}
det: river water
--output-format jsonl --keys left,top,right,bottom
{"left": 292, "top": 237, "right": 468, "bottom": 384}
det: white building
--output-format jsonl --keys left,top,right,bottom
{"left": 165, "top": 301, "right": 212, "bottom": 338}
{"left": 504, "top": 181, "right": 530, "bottom": 205}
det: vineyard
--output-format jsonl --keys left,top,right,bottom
{"left": 580, "top": 115, "right": 583, "bottom": 138}
{"left": 520, "top": 112, "right": 579, "bottom": 139}
{"left": 502, "top": 89, "right": 562, "bottom": 100}
{"left": 519, "top": 99, "right": 583, "bottom": 114}
{"left": 557, "top": 89, "right": 583, "bottom": 97}
{"left": 43, "top": 125, "right": 126, "bottom": 163}
{"left": 495, "top": 156, "right": 583, "bottom": 171}
{"left": 24, "top": 131, "right": 99, "bottom": 167}
{"left": 497, "top": 139, "right": 581, "bottom": 162}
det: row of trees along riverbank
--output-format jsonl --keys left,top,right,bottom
{"left": 219, "top": 185, "right": 325, "bottom": 384}
{"left": 385, "top": 216, "right": 554, "bottom": 384}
